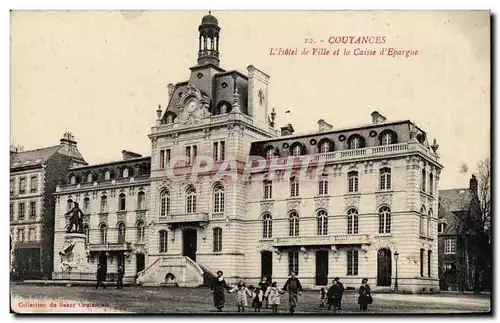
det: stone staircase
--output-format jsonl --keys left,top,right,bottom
{"left": 136, "top": 256, "right": 204, "bottom": 287}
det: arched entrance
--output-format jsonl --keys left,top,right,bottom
{"left": 377, "top": 248, "right": 392, "bottom": 286}
{"left": 182, "top": 228, "right": 197, "bottom": 262}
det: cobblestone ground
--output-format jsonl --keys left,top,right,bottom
{"left": 11, "top": 284, "right": 491, "bottom": 314}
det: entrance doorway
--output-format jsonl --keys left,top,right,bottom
{"left": 98, "top": 252, "right": 108, "bottom": 275}
{"left": 261, "top": 251, "right": 273, "bottom": 279}
{"left": 182, "top": 229, "right": 197, "bottom": 262}
{"left": 377, "top": 248, "right": 392, "bottom": 286}
{"left": 315, "top": 250, "right": 329, "bottom": 286}
{"left": 136, "top": 253, "right": 145, "bottom": 274}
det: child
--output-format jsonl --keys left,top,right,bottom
{"left": 264, "top": 282, "right": 284, "bottom": 313}
{"left": 319, "top": 287, "right": 326, "bottom": 308}
{"left": 251, "top": 287, "right": 264, "bottom": 312}
{"left": 229, "top": 281, "right": 252, "bottom": 312}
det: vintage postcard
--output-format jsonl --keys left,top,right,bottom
{"left": 9, "top": 10, "right": 491, "bottom": 314}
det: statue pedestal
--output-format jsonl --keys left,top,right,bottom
{"left": 59, "top": 233, "right": 91, "bottom": 273}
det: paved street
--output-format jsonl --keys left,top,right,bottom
{"left": 11, "top": 284, "right": 491, "bottom": 314}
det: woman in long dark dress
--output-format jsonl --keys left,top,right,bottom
{"left": 357, "top": 278, "right": 373, "bottom": 311}
{"left": 211, "top": 270, "right": 231, "bottom": 312}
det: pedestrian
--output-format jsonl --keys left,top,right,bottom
{"left": 251, "top": 286, "right": 264, "bottom": 312}
{"left": 319, "top": 287, "right": 326, "bottom": 308}
{"left": 229, "top": 281, "right": 252, "bottom": 312}
{"left": 358, "top": 278, "right": 373, "bottom": 311}
{"left": 264, "top": 281, "right": 284, "bottom": 313}
{"left": 95, "top": 264, "right": 106, "bottom": 290}
{"left": 327, "top": 278, "right": 344, "bottom": 312}
{"left": 210, "top": 270, "right": 231, "bottom": 312}
{"left": 259, "top": 276, "right": 271, "bottom": 309}
{"left": 117, "top": 265, "right": 124, "bottom": 289}
{"left": 282, "top": 271, "right": 303, "bottom": 314}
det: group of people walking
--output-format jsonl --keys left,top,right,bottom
{"left": 210, "top": 271, "right": 373, "bottom": 313}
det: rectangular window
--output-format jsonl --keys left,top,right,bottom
{"left": 428, "top": 250, "right": 432, "bottom": 278}
{"left": 444, "top": 238, "right": 456, "bottom": 254}
{"left": 29, "top": 228, "right": 36, "bottom": 241}
{"left": 160, "top": 150, "right": 165, "bottom": 168}
{"left": 288, "top": 251, "right": 299, "bottom": 275}
{"left": 318, "top": 178, "right": 328, "bottom": 196}
{"left": 18, "top": 202, "right": 25, "bottom": 220}
{"left": 10, "top": 203, "right": 14, "bottom": 221}
{"left": 420, "top": 248, "right": 425, "bottom": 277}
{"left": 19, "top": 178, "right": 26, "bottom": 194}
{"left": 30, "top": 176, "right": 38, "bottom": 193}
{"left": 347, "top": 250, "right": 359, "bottom": 276}
{"left": 29, "top": 201, "right": 36, "bottom": 218}
{"left": 10, "top": 179, "right": 14, "bottom": 195}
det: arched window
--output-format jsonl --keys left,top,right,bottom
{"left": 379, "top": 168, "right": 392, "bottom": 190}
{"left": 348, "top": 171, "right": 359, "bottom": 193}
{"left": 136, "top": 221, "right": 145, "bottom": 243}
{"left": 186, "top": 186, "right": 197, "bottom": 213}
{"left": 118, "top": 193, "right": 126, "bottom": 211}
{"left": 318, "top": 175, "right": 328, "bottom": 196}
{"left": 122, "top": 168, "right": 129, "bottom": 178}
{"left": 421, "top": 169, "right": 427, "bottom": 192}
{"left": 99, "top": 223, "right": 107, "bottom": 244}
{"left": 118, "top": 222, "right": 126, "bottom": 243}
{"left": 137, "top": 191, "right": 145, "bottom": 210}
{"left": 317, "top": 210, "right": 328, "bottom": 236}
{"left": 378, "top": 206, "right": 391, "bottom": 234}
{"left": 347, "top": 208, "right": 359, "bottom": 234}
{"left": 87, "top": 173, "right": 93, "bottom": 183}
{"left": 83, "top": 197, "right": 90, "bottom": 214}
{"left": 100, "top": 195, "right": 108, "bottom": 213}
{"left": 104, "top": 170, "right": 111, "bottom": 181}
{"left": 320, "top": 141, "right": 330, "bottom": 153}
{"left": 70, "top": 175, "right": 76, "bottom": 185}
{"left": 263, "top": 180, "right": 273, "bottom": 199}
{"left": 213, "top": 184, "right": 225, "bottom": 213}
{"left": 83, "top": 224, "right": 90, "bottom": 244}
{"left": 67, "top": 199, "right": 73, "bottom": 213}
{"left": 289, "top": 212, "right": 299, "bottom": 236}
{"left": 420, "top": 206, "right": 426, "bottom": 236}
{"left": 159, "top": 230, "right": 168, "bottom": 253}
{"left": 290, "top": 177, "right": 299, "bottom": 197}
{"left": 262, "top": 213, "right": 273, "bottom": 239}
{"left": 213, "top": 227, "right": 222, "bottom": 252}
{"left": 429, "top": 173, "right": 434, "bottom": 195}
{"left": 159, "top": 189, "right": 171, "bottom": 217}
{"left": 291, "top": 145, "right": 302, "bottom": 157}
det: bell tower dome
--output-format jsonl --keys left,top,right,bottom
{"left": 197, "top": 11, "right": 221, "bottom": 66}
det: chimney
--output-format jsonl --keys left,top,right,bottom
{"left": 60, "top": 132, "right": 77, "bottom": 152}
{"left": 280, "top": 124, "right": 295, "bottom": 136}
{"left": 317, "top": 119, "right": 333, "bottom": 132}
{"left": 122, "top": 150, "right": 143, "bottom": 160}
{"left": 371, "top": 111, "right": 387, "bottom": 124}
{"left": 469, "top": 174, "right": 478, "bottom": 194}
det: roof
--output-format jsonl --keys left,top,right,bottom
{"left": 10, "top": 145, "right": 60, "bottom": 169}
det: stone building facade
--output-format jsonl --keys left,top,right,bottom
{"left": 10, "top": 133, "right": 87, "bottom": 279}
{"left": 51, "top": 13, "right": 443, "bottom": 293}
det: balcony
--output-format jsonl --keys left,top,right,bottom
{"left": 273, "top": 234, "right": 371, "bottom": 248}
{"left": 88, "top": 242, "right": 132, "bottom": 252}
{"left": 160, "top": 212, "right": 209, "bottom": 229}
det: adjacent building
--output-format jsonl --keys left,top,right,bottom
{"left": 10, "top": 132, "right": 87, "bottom": 279}
{"left": 51, "top": 13, "right": 443, "bottom": 293}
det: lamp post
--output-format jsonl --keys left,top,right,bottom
{"left": 394, "top": 251, "right": 399, "bottom": 292}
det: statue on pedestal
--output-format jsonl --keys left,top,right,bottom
{"left": 65, "top": 202, "right": 84, "bottom": 234}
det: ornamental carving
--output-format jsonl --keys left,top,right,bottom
{"left": 376, "top": 193, "right": 393, "bottom": 208}
{"left": 314, "top": 197, "right": 329, "bottom": 209}
{"left": 174, "top": 85, "right": 212, "bottom": 125}
{"left": 344, "top": 194, "right": 360, "bottom": 209}
{"left": 260, "top": 201, "right": 274, "bottom": 213}
{"left": 286, "top": 198, "right": 301, "bottom": 211}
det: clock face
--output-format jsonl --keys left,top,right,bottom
{"left": 186, "top": 100, "right": 197, "bottom": 112}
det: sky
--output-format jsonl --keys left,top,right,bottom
{"left": 10, "top": 10, "right": 490, "bottom": 190}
